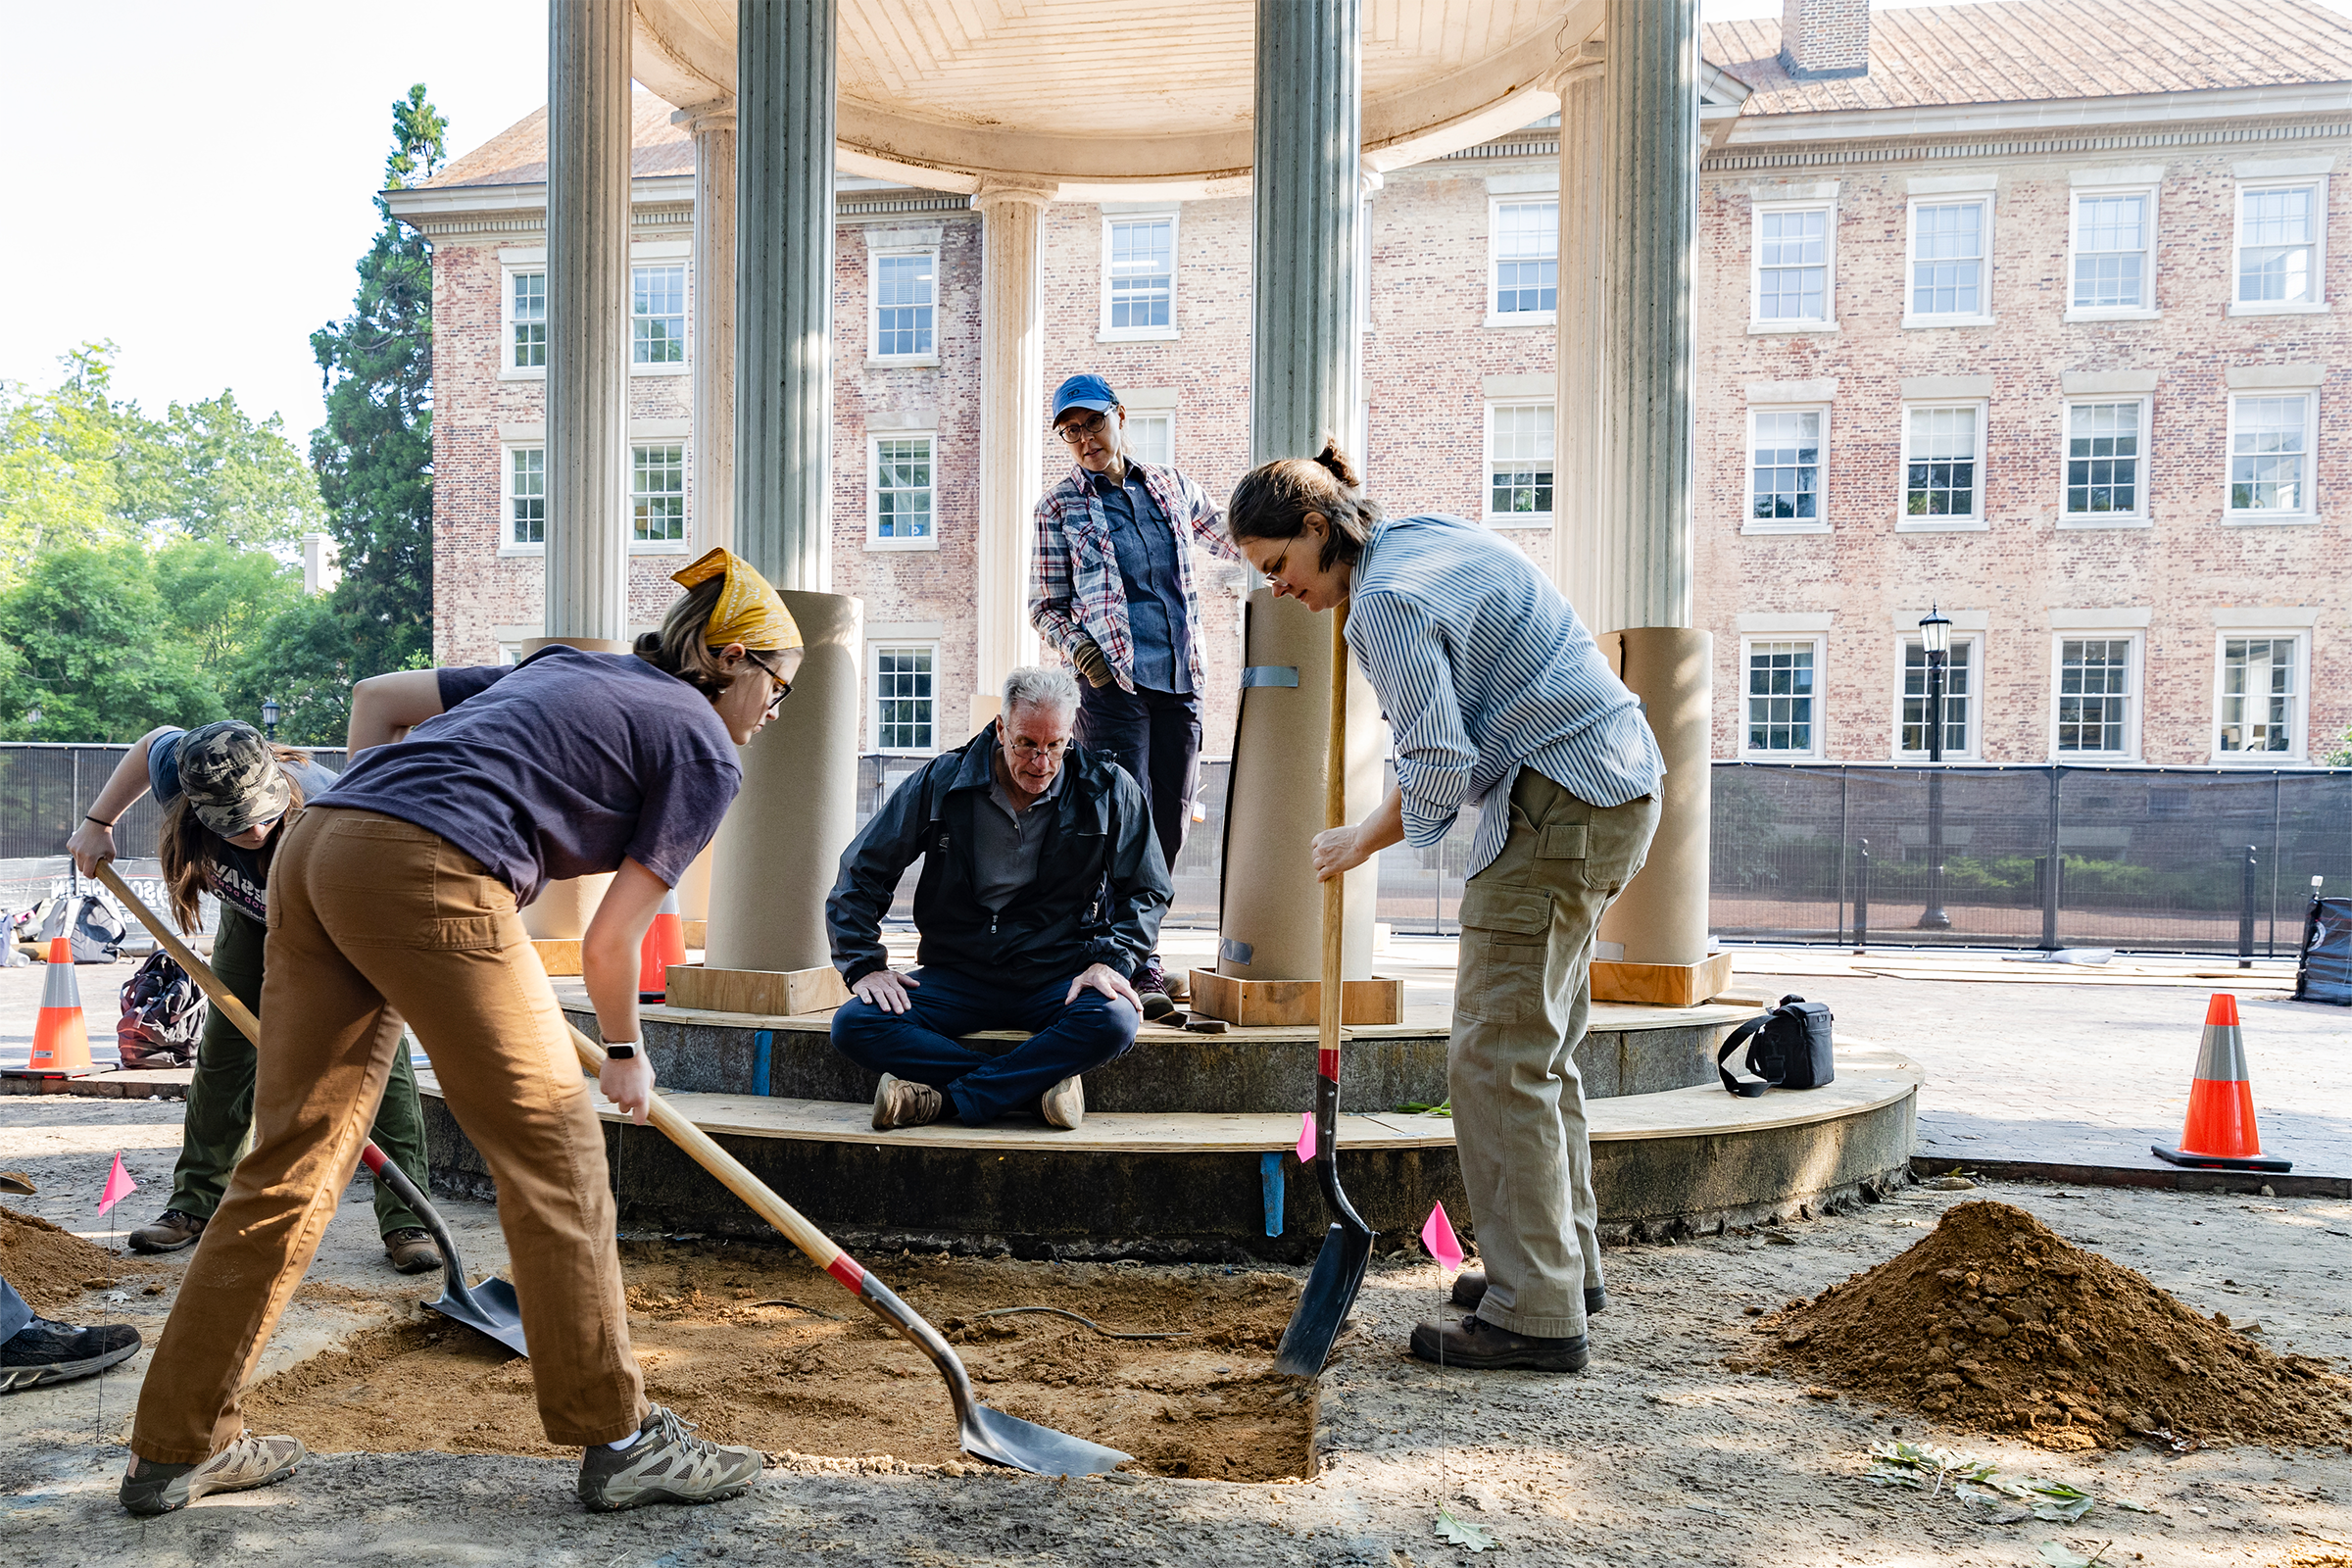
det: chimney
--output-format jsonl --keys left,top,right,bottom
{"left": 301, "top": 531, "right": 342, "bottom": 596}
{"left": 1780, "top": 0, "right": 1870, "bottom": 79}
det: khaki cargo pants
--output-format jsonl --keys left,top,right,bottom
{"left": 1450, "top": 767, "right": 1659, "bottom": 1340}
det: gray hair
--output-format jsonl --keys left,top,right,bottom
{"left": 1002, "top": 663, "right": 1080, "bottom": 719}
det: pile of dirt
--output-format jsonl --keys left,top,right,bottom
{"left": 0, "top": 1205, "right": 157, "bottom": 1313}
{"left": 244, "top": 1240, "right": 1314, "bottom": 1481}
{"left": 1761, "top": 1200, "right": 2352, "bottom": 1452}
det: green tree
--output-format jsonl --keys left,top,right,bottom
{"left": 220, "top": 595, "right": 368, "bottom": 747}
{"left": 115, "top": 392, "right": 327, "bottom": 550}
{"left": 0, "top": 544, "right": 223, "bottom": 741}
{"left": 153, "top": 536, "right": 306, "bottom": 679}
{"left": 0, "top": 344, "right": 138, "bottom": 585}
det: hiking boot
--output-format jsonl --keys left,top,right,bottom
{"left": 1040, "top": 1075, "right": 1086, "bottom": 1130}
{"left": 1, "top": 1316, "right": 140, "bottom": 1393}
{"left": 119, "top": 1431, "right": 306, "bottom": 1515}
{"left": 871, "top": 1074, "right": 946, "bottom": 1131}
{"left": 128, "top": 1208, "right": 206, "bottom": 1254}
{"left": 1409, "top": 1313, "right": 1589, "bottom": 1373}
{"left": 578, "top": 1404, "right": 763, "bottom": 1512}
{"left": 382, "top": 1228, "right": 444, "bottom": 1275}
{"left": 1137, "top": 956, "right": 1176, "bottom": 1021}
{"left": 1449, "top": 1270, "right": 1606, "bottom": 1318}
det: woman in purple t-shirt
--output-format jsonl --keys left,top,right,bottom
{"left": 122, "top": 550, "right": 802, "bottom": 1518}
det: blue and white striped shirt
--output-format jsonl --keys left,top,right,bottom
{"left": 1346, "top": 513, "right": 1664, "bottom": 879}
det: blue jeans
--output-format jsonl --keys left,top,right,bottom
{"left": 1, "top": 1274, "right": 31, "bottom": 1342}
{"left": 830, "top": 964, "right": 1140, "bottom": 1125}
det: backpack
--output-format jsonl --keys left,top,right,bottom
{"left": 36, "top": 894, "right": 127, "bottom": 964}
{"left": 1717, "top": 994, "right": 1836, "bottom": 1098}
{"left": 117, "top": 951, "right": 210, "bottom": 1069}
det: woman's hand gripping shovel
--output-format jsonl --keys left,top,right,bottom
{"left": 565, "top": 1024, "right": 1130, "bottom": 1478}
{"left": 1274, "top": 605, "right": 1377, "bottom": 1376}
{"left": 90, "top": 861, "right": 527, "bottom": 1357}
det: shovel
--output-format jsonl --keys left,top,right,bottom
{"left": 567, "top": 1024, "right": 1129, "bottom": 1477}
{"left": 1274, "top": 605, "right": 1377, "bottom": 1377}
{"left": 91, "top": 861, "right": 529, "bottom": 1356}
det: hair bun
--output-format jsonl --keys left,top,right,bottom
{"left": 1312, "top": 438, "right": 1361, "bottom": 490}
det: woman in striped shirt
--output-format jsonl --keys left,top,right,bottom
{"left": 1227, "top": 442, "right": 1663, "bottom": 1375}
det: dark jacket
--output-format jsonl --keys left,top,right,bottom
{"left": 827, "top": 721, "right": 1171, "bottom": 992}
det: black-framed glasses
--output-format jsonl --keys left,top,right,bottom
{"left": 1052, "top": 413, "right": 1107, "bottom": 445}
{"left": 748, "top": 653, "right": 793, "bottom": 715}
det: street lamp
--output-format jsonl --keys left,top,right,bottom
{"left": 261, "top": 697, "right": 281, "bottom": 743}
{"left": 1917, "top": 605, "right": 1952, "bottom": 931}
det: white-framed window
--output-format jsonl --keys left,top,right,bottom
{"left": 1488, "top": 198, "right": 1558, "bottom": 324}
{"left": 631, "top": 265, "right": 687, "bottom": 367}
{"left": 2232, "top": 179, "right": 2327, "bottom": 312}
{"left": 2068, "top": 188, "right": 2156, "bottom": 317}
{"left": 504, "top": 446, "right": 546, "bottom": 550}
{"left": 1124, "top": 411, "right": 1173, "bottom": 467}
{"left": 1484, "top": 402, "right": 1554, "bottom": 523}
{"left": 871, "top": 643, "right": 939, "bottom": 754}
{"left": 1100, "top": 214, "right": 1178, "bottom": 340}
{"left": 870, "top": 249, "right": 938, "bottom": 361}
{"left": 1741, "top": 638, "right": 1824, "bottom": 759}
{"left": 1904, "top": 197, "right": 1992, "bottom": 325}
{"left": 631, "top": 443, "right": 686, "bottom": 545}
{"left": 1899, "top": 403, "right": 1986, "bottom": 529}
{"left": 504, "top": 268, "right": 547, "bottom": 377}
{"left": 1895, "top": 637, "right": 1978, "bottom": 760}
{"left": 1750, "top": 201, "right": 1835, "bottom": 329}
{"left": 2214, "top": 633, "right": 2306, "bottom": 760}
{"left": 2052, "top": 636, "right": 2139, "bottom": 760}
{"left": 1745, "top": 406, "right": 1828, "bottom": 533}
{"left": 2060, "top": 400, "right": 2148, "bottom": 524}
{"left": 2227, "top": 393, "right": 2317, "bottom": 520}
{"left": 867, "top": 432, "right": 937, "bottom": 550}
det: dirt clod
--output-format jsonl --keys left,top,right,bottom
{"left": 0, "top": 1205, "right": 157, "bottom": 1313}
{"left": 1766, "top": 1200, "right": 2352, "bottom": 1451}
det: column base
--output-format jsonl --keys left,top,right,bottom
{"left": 664, "top": 963, "right": 850, "bottom": 1018}
{"left": 1187, "top": 971, "right": 1402, "bottom": 1028}
{"left": 1591, "top": 951, "right": 1736, "bottom": 1008}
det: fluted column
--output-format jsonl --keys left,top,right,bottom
{"left": 975, "top": 183, "right": 1052, "bottom": 715}
{"left": 543, "top": 0, "right": 631, "bottom": 645}
{"left": 1552, "top": 40, "right": 1607, "bottom": 613}
{"left": 681, "top": 101, "right": 737, "bottom": 555}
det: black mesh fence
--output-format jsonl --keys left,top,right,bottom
{"left": 0, "top": 744, "right": 349, "bottom": 860}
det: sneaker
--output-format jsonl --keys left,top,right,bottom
{"left": 1449, "top": 1270, "right": 1606, "bottom": 1318}
{"left": 1, "top": 1316, "right": 141, "bottom": 1393}
{"left": 1040, "top": 1075, "right": 1085, "bottom": 1130}
{"left": 870, "top": 1073, "right": 946, "bottom": 1131}
{"left": 119, "top": 1431, "right": 306, "bottom": 1515}
{"left": 382, "top": 1228, "right": 444, "bottom": 1275}
{"left": 1137, "top": 956, "right": 1176, "bottom": 1021}
{"left": 1408, "top": 1313, "right": 1590, "bottom": 1373}
{"left": 128, "top": 1208, "right": 206, "bottom": 1254}
{"left": 578, "top": 1404, "right": 763, "bottom": 1512}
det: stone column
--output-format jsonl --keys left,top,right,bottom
{"left": 1214, "top": 0, "right": 1382, "bottom": 990}
{"left": 680, "top": 101, "right": 736, "bottom": 556}
{"left": 1552, "top": 39, "right": 1606, "bottom": 615}
{"left": 543, "top": 0, "right": 631, "bottom": 648}
{"left": 973, "top": 183, "right": 1051, "bottom": 721}
{"left": 705, "top": 0, "right": 861, "bottom": 978}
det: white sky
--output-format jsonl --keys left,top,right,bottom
{"left": 8, "top": 0, "right": 2351, "bottom": 442}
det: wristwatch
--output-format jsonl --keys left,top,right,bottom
{"left": 603, "top": 1040, "right": 640, "bottom": 1060}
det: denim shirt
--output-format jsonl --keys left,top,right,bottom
{"left": 1087, "top": 466, "right": 1193, "bottom": 694}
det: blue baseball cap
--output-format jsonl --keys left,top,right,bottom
{"left": 1051, "top": 373, "right": 1119, "bottom": 423}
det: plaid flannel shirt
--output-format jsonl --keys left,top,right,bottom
{"left": 1027, "top": 460, "right": 1244, "bottom": 695}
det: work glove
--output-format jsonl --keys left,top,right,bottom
{"left": 1071, "top": 638, "right": 1114, "bottom": 689}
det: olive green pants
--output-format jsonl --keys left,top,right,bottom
{"left": 1449, "top": 768, "right": 1659, "bottom": 1340}
{"left": 166, "top": 904, "right": 431, "bottom": 1237}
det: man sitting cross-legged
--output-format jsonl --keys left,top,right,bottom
{"left": 827, "top": 664, "right": 1171, "bottom": 1131}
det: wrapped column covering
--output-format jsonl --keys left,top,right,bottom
{"left": 1596, "top": 626, "right": 1712, "bottom": 967}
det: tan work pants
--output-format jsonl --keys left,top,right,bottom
{"left": 1449, "top": 768, "right": 1659, "bottom": 1340}
{"left": 130, "top": 808, "right": 644, "bottom": 1463}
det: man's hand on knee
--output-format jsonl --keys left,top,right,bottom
{"left": 1065, "top": 962, "right": 1141, "bottom": 1012}
{"left": 851, "top": 969, "right": 919, "bottom": 1014}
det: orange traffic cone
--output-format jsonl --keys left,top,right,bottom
{"left": 16, "top": 938, "right": 94, "bottom": 1078}
{"left": 638, "top": 889, "right": 687, "bottom": 1003}
{"left": 2152, "top": 994, "right": 2291, "bottom": 1173}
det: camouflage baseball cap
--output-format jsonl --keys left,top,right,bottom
{"left": 176, "top": 721, "right": 292, "bottom": 838}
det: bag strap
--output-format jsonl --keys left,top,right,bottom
{"left": 1717, "top": 1014, "right": 1775, "bottom": 1099}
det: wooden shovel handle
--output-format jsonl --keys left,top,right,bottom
{"left": 92, "top": 861, "right": 261, "bottom": 1047}
{"left": 1322, "top": 605, "right": 1348, "bottom": 1054}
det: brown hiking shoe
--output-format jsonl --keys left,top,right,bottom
{"left": 120, "top": 1431, "right": 307, "bottom": 1516}
{"left": 578, "top": 1404, "right": 763, "bottom": 1512}
{"left": 127, "top": 1209, "right": 206, "bottom": 1254}
{"left": 382, "top": 1228, "right": 444, "bottom": 1275}
{"left": 870, "top": 1074, "right": 946, "bottom": 1131}
{"left": 1449, "top": 1270, "right": 1606, "bottom": 1317}
{"left": 1409, "top": 1313, "right": 1589, "bottom": 1373}
{"left": 1040, "top": 1075, "right": 1085, "bottom": 1130}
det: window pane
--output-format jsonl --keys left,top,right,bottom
{"left": 631, "top": 444, "right": 686, "bottom": 541}
{"left": 1126, "top": 413, "right": 1172, "bottom": 466}
{"left": 1910, "top": 202, "right": 1984, "bottom": 316}
{"left": 631, "top": 265, "right": 686, "bottom": 365}
{"left": 2238, "top": 186, "right": 2315, "bottom": 303}
{"left": 1756, "top": 209, "right": 1828, "bottom": 321}
{"left": 512, "top": 271, "right": 547, "bottom": 368}
{"left": 2230, "top": 395, "right": 2308, "bottom": 512}
{"left": 2072, "top": 194, "right": 2147, "bottom": 309}
{"left": 874, "top": 646, "right": 936, "bottom": 752}
{"left": 1748, "top": 409, "right": 1821, "bottom": 520}
{"left": 1487, "top": 404, "right": 1555, "bottom": 515}
{"left": 875, "top": 253, "right": 937, "bottom": 356}
{"left": 2065, "top": 402, "right": 2141, "bottom": 515}
{"left": 1107, "top": 220, "right": 1174, "bottom": 330}
{"left": 1494, "top": 201, "right": 1558, "bottom": 316}
{"left": 875, "top": 436, "right": 935, "bottom": 539}
{"left": 2218, "top": 637, "right": 2297, "bottom": 753}
{"left": 1745, "top": 641, "right": 1815, "bottom": 753}
{"left": 1899, "top": 640, "right": 1972, "bottom": 755}
{"left": 510, "top": 447, "right": 545, "bottom": 545}
{"left": 2056, "top": 639, "right": 2132, "bottom": 753}
{"left": 1904, "top": 407, "right": 1978, "bottom": 516}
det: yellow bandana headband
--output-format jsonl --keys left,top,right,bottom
{"left": 670, "top": 547, "right": 802, "bottom": 652}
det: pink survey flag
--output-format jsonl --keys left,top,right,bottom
{"left": 1296, "top": 1111, "right": 1317, "bottom": 1163}
{"left": 98, "top": 1152, "right": 138, "bottom": 1216}
{"left": 1421, "top": 1200, "right": 1464, "bottom": 1273}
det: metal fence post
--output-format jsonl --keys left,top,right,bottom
{"left": 2239, "top": 843, "right": 2259, "bottom": 969}
{"left": 2041, "top": 765, "right": 2062, "bottom": 952}
{"left": 1852, "top": 837, "right": 1870, "bottom": 955}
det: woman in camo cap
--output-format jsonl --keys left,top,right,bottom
{"left": 69, "top": 719, "right": 441, "bottom": 1274}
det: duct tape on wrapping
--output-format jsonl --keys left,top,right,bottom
{"left": 1241, "top": 665, "right": 1299, "bottom": 688}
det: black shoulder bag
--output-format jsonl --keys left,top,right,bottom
{"left": 1717, "top": 994, "right": 1836, "bottom": 1098}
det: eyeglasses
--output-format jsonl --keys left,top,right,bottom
{"left": 1052, "top": 413, "right": 1107, "bottom": 445}
{"left": 1004, "top": 736, "right": 1070, "bottom": 760}
{"left": 1260, "top": 541, "right": 1295, "bottom": 589}
{"left": 748, "top": 654, "right": 793, "bottom": 715}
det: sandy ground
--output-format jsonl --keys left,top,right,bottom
{"left": 4, "top": 1090, "right": 2350, "bottom": 1566}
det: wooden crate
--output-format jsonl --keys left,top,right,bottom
{"left": 663, "top": 963, "right": 850, "bottom": 1018}
{"left": 530, "top": 939, "right": 582, "bottom": 977}
{"left": 1591, "top": 951, "right": 1736, "bottom": 1008}
{"left": 1185, "top": 970, "right": 1403, "bottom": 1027}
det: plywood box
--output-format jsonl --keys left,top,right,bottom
{"left": 681, "top": 919, "right": 708, "bottom": 950}
{"left": 1186, "top": 970, "right": 1403, "bottom": 1027}
{"left": 1591, "top": 951, "right": 1736, "bottom": 1008}
{"left": 664, "top": 963, "right": 850, "bottom": 1018}
{"left": 530, "top": 939, "right": 582, "bottom": 977}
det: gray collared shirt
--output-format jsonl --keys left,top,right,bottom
{"left": 971, "top": 758, "right": 1064, "bottom": 912}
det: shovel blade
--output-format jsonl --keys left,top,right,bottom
{"left": 1273, "top": 1220, "right": 1374, "bottom": 1377}
{"left": 958, "top": 1400, "right": 1131, "bottom": 1478}
{"left": 425, "top": 1274, "right": 529, "bottom": 1358}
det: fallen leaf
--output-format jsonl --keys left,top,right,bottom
{"left": 1435, "top": 1510, "right": 1496, "bottom": 1553}
{"left": 2036, "top": 1544, "right": 2092, "bottom": 1568}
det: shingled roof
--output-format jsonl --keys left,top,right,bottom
{"left": 1702, "top": 0, "right": 2352, "bottom": 117}
{"left": 426, "top": 89, "right": 692, "bottom": 190}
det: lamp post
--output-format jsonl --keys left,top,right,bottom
{"left": 1917, "top": 605, "right": 1952, "bottom": 931}
{"left": 261, "top": 698, "right": 281, "bottom": 744}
